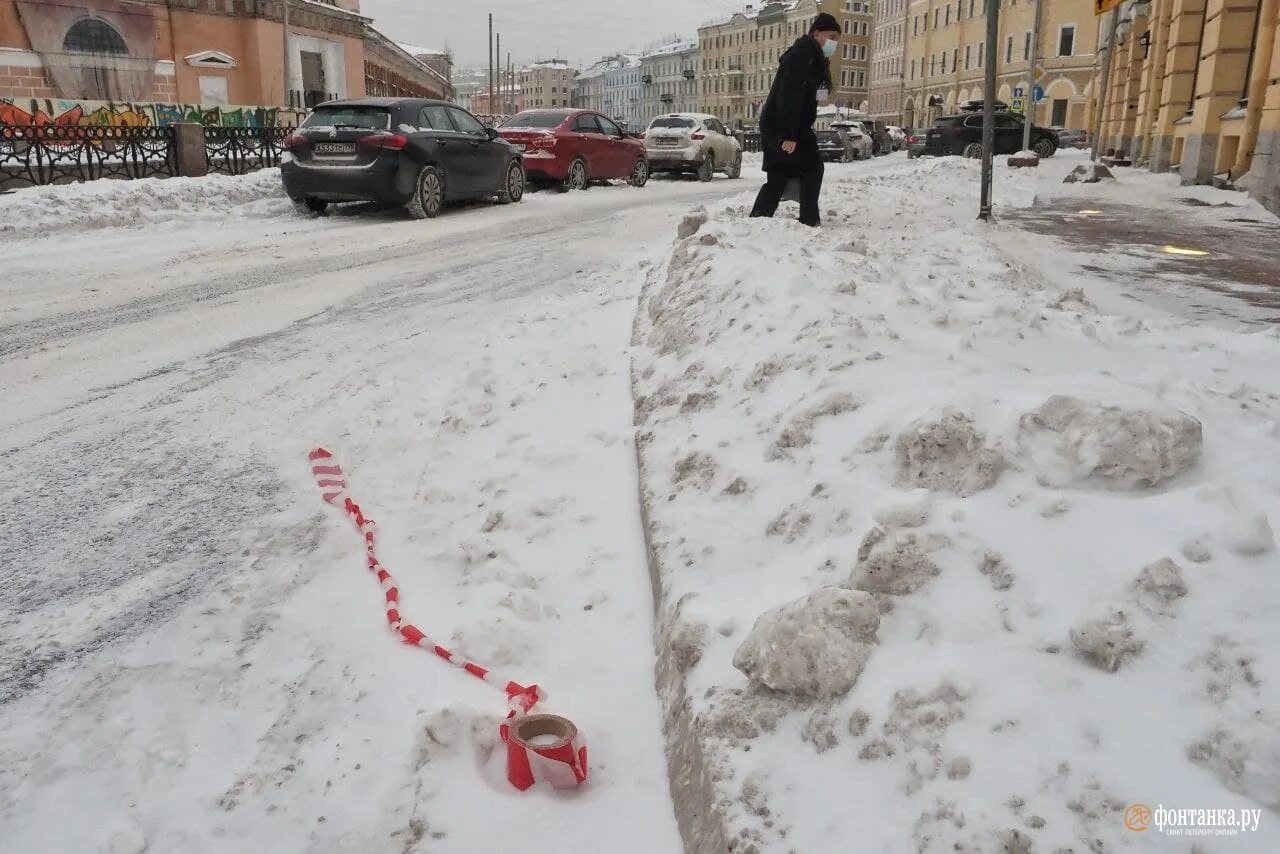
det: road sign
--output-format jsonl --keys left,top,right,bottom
{"left": 1034, "top": 65, "right": 1048, "bottom": 82}
{"left": 1014, "top": 86, "right": 1025, "bottom": 98}
{"left": 1010, "top": 97, "right": 1026, "bottom": 114}
{"left": 1033, "top": 85, "right": 1045, "bottom": 103}
{"left": 1095, "top": 0, "right": 1122, "bottom": 13}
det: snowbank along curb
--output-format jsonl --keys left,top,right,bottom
{"left": 631, "top": 156, "right": 1280, "bottom": 852}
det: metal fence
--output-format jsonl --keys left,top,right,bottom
{"left": 204, "top": 127, "right": 289, "bottom": 176}
{"left": 0, "top": 125, "right": 175, "bottom": 190}
{"left": 738, "top": 132, "right": 762, "bottom": 153}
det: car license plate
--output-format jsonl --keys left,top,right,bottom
{"left": 512, "top": 143, "right": 526, "bottom": 152}
{"left": 314, "top": 142, "right": 355, "bottom": 155}
{"left": 0, "top": 142, "right": 13, "bottom": 155}
{"left": 656, "top": 139, "right": 679, "bottom": 147}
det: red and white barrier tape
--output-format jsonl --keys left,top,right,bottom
{"left": 308, "top": 448, "right": 588, "bottom": 791}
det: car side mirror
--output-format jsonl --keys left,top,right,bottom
{"left": 486, "top": 127, "right": 500, "bottom": 140}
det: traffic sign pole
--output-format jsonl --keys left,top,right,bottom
{"left": 1023, "top": 0, "right": 1044, "bottom": 153}
{"left": 979, "top": 0, "right": 1001, "bottom": 220}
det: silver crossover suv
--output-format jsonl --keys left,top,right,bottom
{"left": 644, "top": 113, "right": 744, "bottom": 181}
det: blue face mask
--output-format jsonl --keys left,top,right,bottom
{"left": 821, "top": 38, "right": 839, "bottom": 59}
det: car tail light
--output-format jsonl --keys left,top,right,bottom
{"left": 906, "top": 135, "right": 919, "bottom": 144}
{"left": 359, "top": 132, "right": 409, "bottom": 150}
{"left": 283, "top": 133, "right": 308, "bottom": 150}
{"left": 691, "top": 131, "right": 706, "bottom": 141}
{"left": 529, "top": 136, "right": 557, "bottom": 149}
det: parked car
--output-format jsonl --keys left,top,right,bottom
{"left": 1052, "top": 127, "right": 1090, "bottom": 149}
{"left": 644, "top": 113, "right": 743, "bottom": 180}
{"left": 281, "top": 98, "right": 526, "bottom": 218}
{"left": 905, "top": 128, "right": 927, "bottom": 159}
{"left": 498, "top": 109, "right": 650, "bottom": 191}
{"left": 816, "top": 129, "right": 858, "bottom": 162}
{"left": 886, "top": 125, "right": 907, "bottom": 151}
{"left": 835, "top": 119, "right": 892, "bottom": 156}
{"left": 842, "top": 125, "right": 874, "bottom": 160}
{"left": 925, "top": 112, "right": 1059, "bottom": 159}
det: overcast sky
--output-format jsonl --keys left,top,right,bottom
{"left": 360, "top": 0, "right": 748, "bottom": 68}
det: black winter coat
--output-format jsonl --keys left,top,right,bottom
{"left": 759, "top": 35, "right": 832, "bottom": 173}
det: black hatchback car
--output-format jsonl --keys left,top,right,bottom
{"left": 925, "top": 112, "right": 1059, "bottom": 159}
{"left": 281, "top": 98, "right": 525, "bottom": 218}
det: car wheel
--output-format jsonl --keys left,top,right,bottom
{"left": 963, "top": 142, "right": 984, "bottom": 159}
{"left": 1033, "top": 138, "right": 1057, "bottom": 159}
{"left": 697, "top": 153, "right": 714, "bottom": 182}
{"left": 628, "top": 158, "right": 650, "bottom": 187}
{"left": 497, "top": 160, "right": 525, "bottom": 204}
{"left": 726, "top": 152, "right": 743, "bottom": 179}
{"left": 561, "top": 158, "right": 588, "bottom": 192}
{"left": 405, "top": 165, "right": 444, "bottom": 220}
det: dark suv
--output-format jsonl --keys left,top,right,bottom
{"left": 925, "top": 112, "right": 1058, "bottom": 159}
{"left": 281, "top": 98, "right": 526, "bottom": 219}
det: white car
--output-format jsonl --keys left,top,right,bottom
{"left": 645, "top": 113, "right": 743, "bottom": 181}
{"left": 886, "top": 125, "right": 907, "bottom": 151}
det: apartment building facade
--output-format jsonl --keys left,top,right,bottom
{"left": 900, "top": 0, "right": 1100, "bottom": 131}
{"left": 698, "top": 0, "right": 872, "bottom": 127}
{"left": 870, "top": 0, "right": 909, "bottom": 123}
{"left": 518, "top": 59, "right": 574, "bottom": 109}
{"left": 639, "top": 39, "right": 699, "bottom": 126}
{"left": 601, "top": 54, "right": 643, "bottom": 128}
{"left": 1099, "top": 0, "right": 1277, "bottom": 215}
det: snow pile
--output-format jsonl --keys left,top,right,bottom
{"left": 0, "top": 168, "right": 293, "bottom": 237}
{"left": 632, "top": 154, "right": 1280, "bottom": 851}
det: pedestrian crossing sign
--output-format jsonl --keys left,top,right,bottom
{"left": 1010, "top": 97, "right": 1026, "bottom": 114}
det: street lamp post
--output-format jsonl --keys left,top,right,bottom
{"left": 1022, "top": 0, "right": 1044, "bottom": 153}
{"left": 979, "top": 0, "right": 1001, "bottom": 220}
{"left": 282, "top": 0, "right": 290, "bottom": 108}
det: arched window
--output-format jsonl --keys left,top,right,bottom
{"left": 63, "top": 18, "right": 128, "bottom": 55}
{"left": 63, "top": 18, "right": 128, "bottom": 100}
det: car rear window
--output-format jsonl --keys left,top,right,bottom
{"left": 816, "top": 131, "right": 840, "bottom": 140}
{"left": 303, "top": 107, "right": 391, "bottom": 130}
{"left": 933, "top": 116, "right": 965, "bottom": 127}
{"left": 502, "top": 111, "right": 571, "bottom": 129}
{"left": 650, "top": 117, "right": 695, "bottom": 129}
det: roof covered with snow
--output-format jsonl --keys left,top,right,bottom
{"left": 395, "top": 43, "right": 447, "bottom": 58}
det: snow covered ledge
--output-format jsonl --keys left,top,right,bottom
{"left": 631, "top": 158, "right": 1280, "bottom": 851}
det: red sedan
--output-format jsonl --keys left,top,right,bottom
{"left": 498, "top": 109, "right": 649, "bottom": 191}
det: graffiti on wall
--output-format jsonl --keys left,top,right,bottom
{"left": 0, "top": 98, "right": 301, "bottom": 129}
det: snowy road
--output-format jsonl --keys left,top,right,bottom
{"left": 0, "top": 169, "right": 773, "bottom": 852}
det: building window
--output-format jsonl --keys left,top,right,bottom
{"left": 978, "top": 42, "right": 984, "bottom": 67}
{"left": 965, "top": 45, "right": 971, "bottom": 69}
{"left": 63, "top": 17, "right": 129, "bottom": 100}
{"left": 1051, "top": 99, "right": 1068, "bottom": 126}
{"left": 1006, "top": 35, "right": 1013, "bottom": 63}
{"left": 1058, "top": 25, "right": 1076, "bottom": 57}
{"left": 1024, "top": 31, "right": 1032, "bottom": 60}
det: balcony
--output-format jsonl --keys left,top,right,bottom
{"left": 683, "top": 68, "right": 695, "bottom": 79}
{"left": 642, "top": 74, "right": 653, "bottom": 84}
{"left": 660, "top": 93, "right": 674, "bottom": 103}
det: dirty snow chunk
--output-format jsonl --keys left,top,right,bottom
{"left": 1132, "top": 558, "right": 1188, "bottom": 604}
{"left": 871, "top": 489, "right": 933, "bottom": 529}
{"left": 733, "top": 588, "right": 879, "bottom": 699}
{"left": 1188, "top": 729, "right": 1280, "bottom": 811}
{"left": 851, "top": 528, "right": 947, "bottom": 596}
{"left": 677, "top": 206, "right": 709, "bottom": 239}
{"left": 1063, "top": 162, "right": 1114, "bottom": 183}
{"left": 1070, "top": 608, "right": 1143, "bottom": 673}
{"left": 771, "top": 392, "right": 861, "bottom": 458}
{"left": 1222, "top": 512, "right": 1276, "bottom": 557}
{"left": 1019, "top": 396, "right": 1202, "bottom": 490}
{"left": 894, "top": 412, "right": 1007, "bottom": 496}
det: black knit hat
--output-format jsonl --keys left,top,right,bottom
{"left": 810, "top": 12, "right": 842, "bottom": 34}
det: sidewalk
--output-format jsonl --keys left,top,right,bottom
{"left": 1000, "top": 158, "right": 1280, "bottom": 326}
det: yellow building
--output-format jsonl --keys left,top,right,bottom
{"left": 518, "top": 60, "right": 575, "bottom": 109}
{"left": 1099, "top": 0, "right": 1278, "bottom": 214}
{"left": 900, "top": 0, "right": 1100, "bottom": 131}
{"left": 698, "top": 0, "right": 872, "bottom": 127}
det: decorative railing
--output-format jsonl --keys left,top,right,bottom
{"left": 738, "top": 131, "right": 762, "bottom": 153}
{"left": 204, "top": 127, "right": 290, "bottom": 176}
{"left": 0, "top": 125, "right": 175, "bottom": 190}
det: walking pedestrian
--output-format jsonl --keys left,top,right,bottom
{"left": 749, "top": 13, "right": 842, "bottom": 228}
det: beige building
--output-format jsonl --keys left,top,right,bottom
{"left": 1100, "top": 0, "right": 1278, "bottom": 215}
{"left": 900, "top": 0, "right": 1100, "bottom": 131}
{"left": 698, "top": 0, "right": 872, "bottom": 127}
{"left": 870, "top": 0, "right": 910, "bottom": 123}
{"left": 518, "top": 59, "right": 575, "bottom": 109}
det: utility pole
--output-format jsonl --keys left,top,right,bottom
{"left": 506, "top": 52, "right": 512, "bottom": 114}
{"left": 488, "top": 13, "right": 495, "bottom": 117}
{"left": 1022, "top": 0, "right": 1044, "bottom": 153}
{"left": 1091, "top": 9, "right": 1121, "bottom": 162}
{"left": 496, "top": 32, "right": 502, "bottom": 112}
{"left": 282, "top": 0, "right": 290, "bottom": 108}
{"left": 979, "top": 0, "right": 1001, "bottom": 220}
